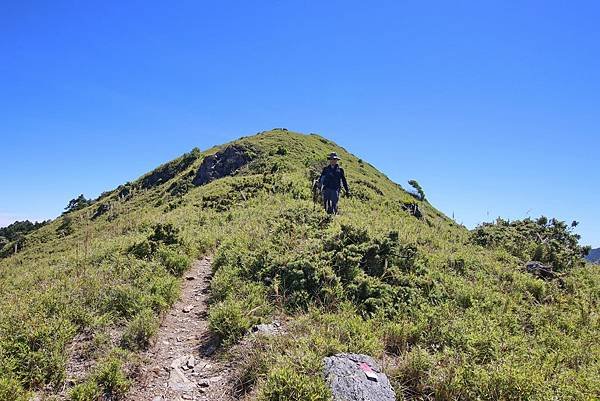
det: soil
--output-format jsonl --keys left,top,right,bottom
{"left": 127, "top": 257, "right": 234, "bottom": 401}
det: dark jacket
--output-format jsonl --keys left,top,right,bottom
{"left": 319, "top": 165, "right": 349, "bottom": 192}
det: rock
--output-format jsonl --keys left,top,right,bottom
{"left": 251, "top": 321, "right": 282, "bottom": 335}
{"left": 202, "top": 342, "right": 218, "bottom": 357}
{"left": 192, "top": 145, "right": 255, "bottom": 186}
{"left": 91, "top": 203, "right": 111, "bottom": 220}
{"left": 168, "top": 365, "right": 195, "bottom": 392}
{"left": 526, "top": 261, "right": 558, "bottom": 280}
{"left": 185, "top": 275, "right": 196, "bottom": 280}
{"left": 186, "top": 355, "right": 196, "bottom": 369}
{"left": 323, "top": 353, "right": 395, "bottom": 401}
{"left": 183, "top": 305, "right": 194, "bottom": 313}
{"left": 170, "top": 356, "right": 187, "bottom": 370}
{"left": 402, "top": 202, "right": 422, "bottom": 219}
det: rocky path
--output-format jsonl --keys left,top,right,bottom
{"left": 127, "top": 257, "right": 234, "bottom": 401}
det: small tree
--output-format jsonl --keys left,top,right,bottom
{"left": 408, "top": 180, "right": 426, "bottom": 201}
{"left": 64, "top": 194, "right": 91, "bottom": 214}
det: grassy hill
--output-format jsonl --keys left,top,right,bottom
{"left": 0, "top": 129, "right": 598, "bottom": 401}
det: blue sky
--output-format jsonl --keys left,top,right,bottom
{"left": 1, "top": 1, "right": 599, "bottom": 246}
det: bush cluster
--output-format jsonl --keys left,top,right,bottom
{"left": 70, "top": 355, "right": 130, "bottom": 401}
{"left": 472, "top": 217, "right": 590, "bottom": 272}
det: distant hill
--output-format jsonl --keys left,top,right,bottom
{"left": 586, "top": 248, "right": 600, "bottom": 263}
{"left": 0, "top": 129, "right": 598, "bottom": 400}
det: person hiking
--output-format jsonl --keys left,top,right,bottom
{"left": 318, "top": 152, "right": 350, "bottom": 214}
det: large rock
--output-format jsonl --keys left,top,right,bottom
{"left": 323, "top": 353, "right": 395, "bottom": 401}
{"left": 192, "top": 145, "right": 254, "bottom": 186}
{"left": 525, "top": 261, "right": 557, "bottom": 280}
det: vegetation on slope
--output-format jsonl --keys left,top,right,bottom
{"left": 0, "top": 220, "right": 48, "bottom": 257}
{"left": 0, "top": 129, "right": 598, "bottom": 400}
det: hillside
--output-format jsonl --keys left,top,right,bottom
{"left": 0, "top": 129, "right": 598, "bottom": 401}
{"left": 586, "top": 248, "right": 600, "bottom": 264}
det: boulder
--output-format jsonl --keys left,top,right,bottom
{"left": 526, "top": 261, "right": 558, "bottom": 280}
{"left": 402, "top": 202, "right": 422, "bottom": 219}
{"left": 192, "top": 145, "right": 254, "bottom": 186}
{"left": 323, "top": 353, "right": 395, "bottom": 401}
{"left": 91, "top": 203, "right": 111, "bottom": 220}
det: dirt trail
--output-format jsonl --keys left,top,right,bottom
{"left": 127, "top": 257, "right": 234, "bottom": 401}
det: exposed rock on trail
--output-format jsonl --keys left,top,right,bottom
{"left": 192, "top": 145, "right": 254, "bottom": 186}
{"left": 127, "top": 257, "right": 234, "bottom": 401}
{"left": 323, "top": 353, "right": 395, "bottom": 401}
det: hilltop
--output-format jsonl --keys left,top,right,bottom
{"left": 0, "top": 129, "right": 598, "bottom": 401}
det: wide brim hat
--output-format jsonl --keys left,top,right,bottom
{"left": 327, "top": 152, "right": 341, "bottom": 160}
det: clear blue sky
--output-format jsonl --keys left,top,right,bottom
{"left": 1, "top": 1, "right": 599, "bottom": 246}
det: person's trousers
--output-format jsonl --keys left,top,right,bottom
{"left": 323, "top": 188, "right": 340, "bottom": 214}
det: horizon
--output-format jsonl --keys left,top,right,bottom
{"left": 2, "top": 1, "right": 599, "bottom": 246}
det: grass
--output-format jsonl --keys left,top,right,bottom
{"left": 0, "top": 129, "right": 599, "bottom": 400}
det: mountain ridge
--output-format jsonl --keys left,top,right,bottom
{"left": 586, "top": 247, "right": 600, "bottom": 264}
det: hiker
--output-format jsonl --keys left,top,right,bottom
{"left": 318, "top": 152, "right": 350, "bottom": 214}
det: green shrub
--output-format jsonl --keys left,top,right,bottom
{"left": 157, "top": 247, "right": 191, "bottom": 276}
{"left": 121, "top": 308, "right": 159, "bottom": 350}
{"left": 147, "top": 274, "right": 180, "bottom": 312}
{"left": 128, "top": 239, "right": 153, "bottom": 260}
{"left": 472, "top": 217, "right": 588, "bottom": 273}
{"left": 258, "top": 366, "right": 331, "bottom": 401}
{"left": 292, "top": 306, "right": 384, "bottom": 358}
{"left": 0, "top": 376, "right": 29, "bottom": 401}
{"left": 69, "top": 356, "right": 129, "bottom": 401}
{"left": 389, "top": 347, "right": 434, "bottom": 398}
{"left": 383, "top": 320, "right": 422, "bottom": 355}
{"left": 208, "top": 300, "right": 251, "bottom": 345}
{"left": 69, "top": 381, "right": 101, "bottom": 401}
{"left": 149, "top": 223, "right": 180, "bottom": 246}
{"left": 103, "top": 284, "right": 144, "bottom": 318}
{"left": 233, "top": 342, "right": 274, "bottom": 397}
{"left": 94, "top": 357, "right": 130, "bottom": 398}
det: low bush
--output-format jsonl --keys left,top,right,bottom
{"left": 94, "top": 357, "right": 130, "bottom": 398}
{"left": 69, "top": 355, "right": 129, "bottom": 401}
{"left": 383, "top": 320, "right": 423, "bottom": 355}
{"left": 121, "top": 308, "right": 159, "bottom": 350}
{"left": 0, "top": 376, "right": 30, "bottom": 401}
{"left": 70, "top": 356, "right": 129, "bottom": 401}
{"left": 472, "top": 217, "right": 590, "bottom": 273}
{"left": 208, "top": 299, "right": 251, "bottom": 345}
{"left": 157, "top": 247, "right": 191, "bottom": 276}
{"left": 258, "top": 366, "right": 331, "bottom": 401}
{"left": 69, "top": 381, "right": 101, "bottom": 401}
